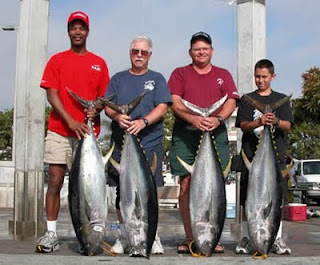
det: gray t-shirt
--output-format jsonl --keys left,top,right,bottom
{"left": 105, "top": 69, "right": 172, "bottom": 148}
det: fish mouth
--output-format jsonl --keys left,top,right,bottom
{"left": 81, "top": 243, "right": 100, "bottom": 256}
{"left": 200, "top": 247, "right": 213, "bottom": 256}
{"left": 196, "top": 242, "right": 214, "bottom": 257}
{"left": 80, "top": 226, "right": 105, "bottom": 256}
{"left": 129, "top": 247, "right": 148, "bottom": 258}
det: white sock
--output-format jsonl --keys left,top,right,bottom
{"left": 276, "top": 221, "right": 282, "bottom": 239}
{"left": 241, "top": 221, "right": 249, "bottom": 238}
{"left": 47, "top": 220, "right": 57, "bottom": 236}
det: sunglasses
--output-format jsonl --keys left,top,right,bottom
{"left": 130, "top": 49, "right": 150, "bottom": 57}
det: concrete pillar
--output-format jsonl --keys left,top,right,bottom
{"left": 237, "top": 0, "right": 266, "bottom": 95}
{"left": 232, "top": 0, "right": 266, "bottom": 231}
{"left": 9, "top": 0, "right": 49, "bottom": 240}
{"left": 236, "top": 0, "right": 266, "bottom": 151}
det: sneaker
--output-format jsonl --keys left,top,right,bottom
{"left": 271, "top": 237, "right": 291, "bottom": 255}
{"left": 151, "top": 237, "right": 164, "bottom": 254}
{"left": 36, "top": 231, "right": 59, "bottom": 253}
{"left": 235, "top": 237, "right": 253, "bottom": 254}
{"left": 111, "top": 237, "right": 129, "bottom": 254}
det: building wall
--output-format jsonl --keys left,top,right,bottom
{"left": 0, "top": 162, "right": 14, "bottom": 208}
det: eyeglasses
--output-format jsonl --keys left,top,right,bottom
{"left": 130, "top": 49, "right": 150, "bottom": 57}
{"left": 191, "top": 47, "right": 211, "bottom": 53}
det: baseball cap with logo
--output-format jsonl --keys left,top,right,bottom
{"left": 67, "top": 11, "right": 89, "bottom": 29}
{"left": 190, "top": 31, "right": 212, "bottom": 46}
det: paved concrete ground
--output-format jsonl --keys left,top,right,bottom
{"left": 0, "top": 206, "right": 320, "bottom": 265}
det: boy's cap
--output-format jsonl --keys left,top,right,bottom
{"left": 67, "top": 11, "right": 89, "bottom": 29}
{"left": 190, "top": 31, "right": 212, "bottom": 46}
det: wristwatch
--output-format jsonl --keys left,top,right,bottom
{"left": 216, "top": 115, "right": 224, "bottom": 125}
{"left": 142, "top": 118, "right": 149, "bottom": 126}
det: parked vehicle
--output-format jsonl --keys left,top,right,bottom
{"left": 295, "top": 159, "right": 320, "bottom": 204}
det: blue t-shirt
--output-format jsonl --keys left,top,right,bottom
{"left": 105, "top": 69, "right": 172, "bottom": 148}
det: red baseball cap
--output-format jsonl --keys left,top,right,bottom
{"left": 67, "top": 11, "right": 89, "bottom": 29}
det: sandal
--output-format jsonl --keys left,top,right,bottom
{"left": 177, "top": 240, "right": 193, "bottom": 254}
{"left": 214, "top": 243, "right": 225, "bottom": 253}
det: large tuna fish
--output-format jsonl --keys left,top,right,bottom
{"left": 242, "top": 94, "right": 291, "bottom": 258}
{"left": 177, "top": 95, "right": 228, "bottom": 256}
{"left": 68, "top": 90, "right": 114, "bottom": 256}
{"left": 100, "top": 91, "right": 158, "bottom": 258}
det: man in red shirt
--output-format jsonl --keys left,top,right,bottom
{"left": 36, "top": 11, "right": 109, "bottom": 253}
{"left": 168, "top": 32, "right": 239, "bottom": 254}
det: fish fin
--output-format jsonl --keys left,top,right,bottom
{"left": 110, "top": 157, "right": 120, "bottom": 173}
{"left": 101, "top": 100, "right": 124, "bottom": 114}
{"left": 180, "top": 98, "right": 206, "bottom": 117}
{"left": 98, "top": 94, "right": 115, "bottom": 105}
{"left": 281, "top": 159, "right": 294, "bottom": 178}
{"left": 127, "top": 90, "right": 147, "bottom": 115}
{"left": 180, "top": 94, "right": 228, "bottom": 117}
{"left": 263, "top": 202, "right": 273, "bottom": 220}
{"left": 206, "top": 94, "right": 228, "bottom": 116}
{"left": 243, "top": 94, "right": 267, "bottom": 114}
{"left": 176, "top": 156, "right": 193, "bottom": 174}
{"left": 150, "top": 152, "right": 157, "bottom": 176}
{"left": 99, "top": 90, "right": 147, "bottom": 115}
{"left": 103, "top": 143, "right": 115, "bottom": 167}
{"left": 269, "top": 94, "right": 292, "bottom": 111}
{"left": 241, "top": 150, "right": 252, "bottom": 171}
{"left": 223, "top": 158, "right": 232, "bottom": 178}
{"left": 67, "top": 87, "right": 100, "bottom": 109}
{"left": 281, "top": 168, "right": 289, "bottom": 178}
{"left": 244, "top": 94, "right": 292, "bottom": 114}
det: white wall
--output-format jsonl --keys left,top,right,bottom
{"left": 0, "top": 162, "right": 14, "bottom": 208}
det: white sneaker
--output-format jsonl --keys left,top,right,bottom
{"left": 36, "top": 231, "right": 59, "bottom": 253}
{"left": 235, "top": 237, "right": 253, "bottom": 254}
{"left": 271, "top": 237, "right": 291, "bottom": 255}
{"left": 111, "top": 237, "right": 129, "bottom": 254}
{"left": 151, "top": 236, "right": 164, "bottom": 254}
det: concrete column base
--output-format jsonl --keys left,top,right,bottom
{"left": 8, "top": 220, "right": 46, "bottom": 240}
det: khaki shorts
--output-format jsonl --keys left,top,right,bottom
{"left": 43, "top": 130, "right": 78, "bottom": 164}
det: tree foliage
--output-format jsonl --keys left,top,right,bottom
{"left": 0, "top": 109, "right": 14, "bottom": 160}
{"left": 45, "top": 106, "right": 52, "bottom": 133}
{"left": 98, "top": 118, "right": 112, "bottom": 156}
{"left": 287, "top": 122, "right": 320, "bottom": 159}
{"left": 287, "top": 67, "right": 320, "bottom": 159}
{"left": 163, "top": 107, "right": 175, "bottom": 155}
{"left": 291, "top": 67, "right": 320, "bottom": 123}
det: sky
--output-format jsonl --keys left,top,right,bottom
{"left": 0, "top": 0, "right": 319, "bottom": 111}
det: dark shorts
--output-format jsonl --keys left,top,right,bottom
{"left": 108, "top": 140, "right": 164, "bottom": 187}
{"left": 107, "top": 138, "right": 164, "bottom": 209}
{"left": 169, "top": 120, "right": 230, "bottom": 177}
{"left": 240, "top": 161, "right": 288, "bottom": 206}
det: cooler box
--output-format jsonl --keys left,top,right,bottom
{"left": 282, "top": 203, "right": 307, "bottom": 221}
{"left": 226, "top": 203, "right": 236, "bottom": 218}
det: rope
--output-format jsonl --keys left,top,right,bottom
{"left": 101, "top": 241, "right": 117, "bottom": 256}
{"left": 252, "top": 251, "right": 268, "bottom": 259}
{"left": 189, "top": 240, "right": 210, "bottom": 258}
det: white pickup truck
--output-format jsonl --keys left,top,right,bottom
{"left": 295, "top": 159, "right": 320, "bottom": 204}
